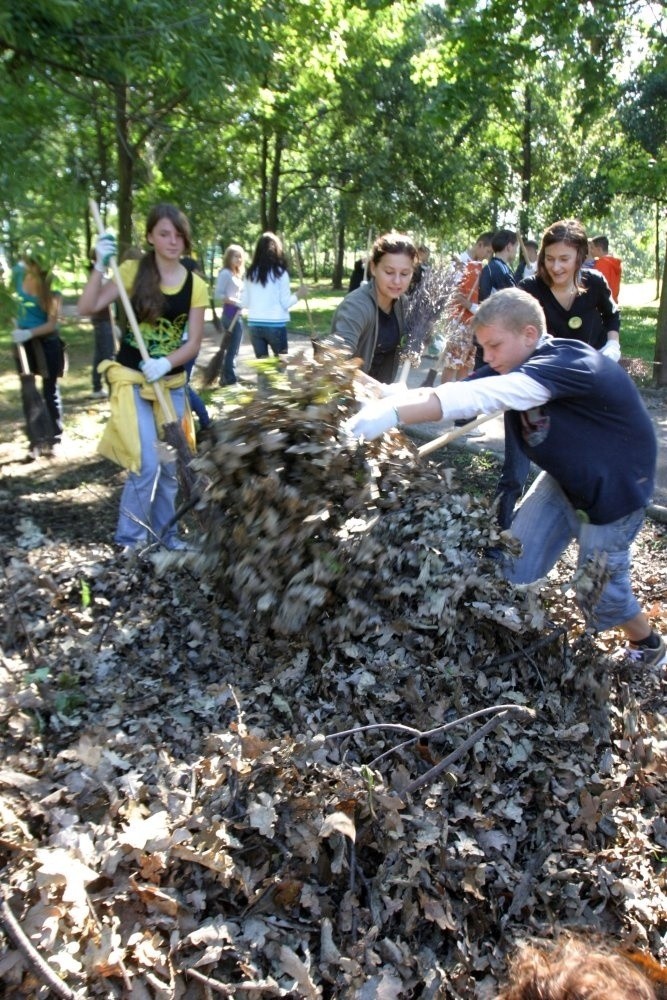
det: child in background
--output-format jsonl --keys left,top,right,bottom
{"left": 11, "top": 257, "right": 64, "bottom": 455}
{"left": 214, "top": 244, "right": 245, "bottom": 385}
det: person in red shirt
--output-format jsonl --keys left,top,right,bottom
{"left": 590, "top": 234, "right": 622, "bottom": 301}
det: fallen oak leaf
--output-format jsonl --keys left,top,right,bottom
{"left": 34, "top": 847, "right": 99, "bottom": 923}
{"left": 117, "top": 808, "right": 172, "bottom": 851}
{"left": 319, "top": 811, "right": 356, "bottom": 843}
{"left": 278, "top": 944, "right": 321, "bottom": 999}
{"left": 129, "top": 874, "right": 182, "bottom": 917}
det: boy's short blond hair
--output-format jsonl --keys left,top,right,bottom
{"left": 471, "top": 288, "right": 547, "bottom": 337}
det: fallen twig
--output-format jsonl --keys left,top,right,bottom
{"left": 399, "top": 705, "right": 533, "bottom": 800}
{"left": 186, "top": 967, "right": 234, "bottom": 995}
{"left": 492, "top": 626, "right": 568, "bottom": 665}
{"left": 0, "top": 889, "right": 77, "bottom": 999}
{"left": 325, "top": 704, "right": 536, "bottom": 771}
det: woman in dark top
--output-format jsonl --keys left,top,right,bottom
{"left": 326, "top": 232, "right": 418, "bottom": 383}
{"left": 496, "top": 218, "right": 620, "bottom": 529}
{"left": 519, "top": 218, "right": 620, "bottom": 358}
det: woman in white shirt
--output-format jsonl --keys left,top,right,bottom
{"left": 242, "top": 232, "right": 308, "bottom": 358}
{"left": 214, "top": 243, "right": 245, "bottom": 385}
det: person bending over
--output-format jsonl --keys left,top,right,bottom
{"left": 344, "top": 287, "right": 664, "bottom": 668}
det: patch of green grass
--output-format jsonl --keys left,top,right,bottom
{"left": 0, "top": 314, "right": 103, "bottom": 446}
{"left": 288, "top": 283, "right": 342, "bottom": 340}
{"left": 620, "top": 306, "right": 658, "bottom": 365}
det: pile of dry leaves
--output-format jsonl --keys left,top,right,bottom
{"left": 1, "top": 354, "right": 666, "bottom": 998}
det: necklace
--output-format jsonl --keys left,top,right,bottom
{"left": 553, "top": 283, "right": 577, "bottom": 310}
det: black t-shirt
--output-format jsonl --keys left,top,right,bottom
{"left": 518, "top": 271, "right": 619, "bottom": 350}
{"left": 117, "top": 269, "right": 193, "bottom": 373}
{"left": 374, "top": 305, "right": 400, "bottom": 355}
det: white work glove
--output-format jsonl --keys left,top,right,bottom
{"left": 11, "top": 328, "right": 32, "bottom": 344}
{"left": 599, "top": 341, "right": 621, "bottom": 362}
{"left": 140, "top": 356, "right": 172, "bottom": 382}
{"left": 94, "top": 232, "right": 117, "bottom": 273}
{"left": 343, "top": 397, "right": 399, "bottom": 441}
{"left": 378, "top": 380, "right": 408, "bottom": 398}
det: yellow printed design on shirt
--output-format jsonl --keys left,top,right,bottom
{"left": 125, "top": 313, "right": 189, "bottom": 357}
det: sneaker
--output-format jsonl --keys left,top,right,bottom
{"left": 163, "top": 538, "right": 192, "bottom": 551}
{"left": 465, "top": 427, "right": 485, "bottom": 438}
{"left": 626, "top": 634, "right": 666, "bottom": 669}
{"left": 89, "top": 389, "right": 108, "bottom": 400}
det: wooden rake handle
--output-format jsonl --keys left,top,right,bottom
{"left": 417, "top": 409, "right": 502, "bottom": 458}
{"left": 89, "top": 199, "right": 175, "bottom": 424}
{"left": 16, "top": 342, "right": 32, "bottom": 376}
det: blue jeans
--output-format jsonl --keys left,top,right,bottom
{"left": 506, "top": 472, "right": 645, "bottom": 631}
{"left": 221, "top": 316, "right": 244, "bottom": 384}
{"left": 249, "top": 324, "right": 287, "bottom": 358}
{"left": 184, "top": 358, "right": 210, "bottom": 430}
{"left": 115, "top": 385, "right": 185, "bottom": 548}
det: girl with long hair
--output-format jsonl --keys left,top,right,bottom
{"left": 519, "top": 218, "right": 620, "bottom": 357}
{"left": 78, "top": 203, "right": 209, "bottom": 551}
{"left": 214, "top": 243, "right": 245, "bottom": 384}
{"left": 11, "top": 257, "right": 64, "bottom": 455}
{"left": 242, "top": 232, "right": 309, "bottom": 359}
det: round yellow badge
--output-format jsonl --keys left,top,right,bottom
{"left": 568, "top": 316, "right": 583, "bottom": 330}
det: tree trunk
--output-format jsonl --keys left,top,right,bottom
{"left": 654, "top": 242, "right": 667, "bottom": 387}
{"left": 519, "top": 84, "right": 532, "bottom": 235}
{"left": 655, "top": 200, "right": 661, "bottom": 301}
{"left": 115, "top": 82, "right": 134, "bottom": 257}
{"left": 332, "top": 219, "right": 345, "bottom": 289}
{"left": 310, "top": 229, "right": 319, "bottom": 283}
{"left": 260, "top": 129, "right": 269, "bottom": 231}
{"left": 267, "top": 132, "right": 283, "bottom": 234}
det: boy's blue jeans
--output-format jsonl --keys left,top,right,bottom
{"left": 507, "top": 472, "right": 644, "bottom": 631}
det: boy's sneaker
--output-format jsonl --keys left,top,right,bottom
{"left": 626, "top": 634, "right": 667, "bottom": 669}
{"left": 89, "top": 389, "right": 108, "bottom": 400}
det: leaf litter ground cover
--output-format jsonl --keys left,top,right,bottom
{"left": 0, "top": 354, "right": 666, "bottom": 998}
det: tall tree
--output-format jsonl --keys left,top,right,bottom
{"left": 0, "top": 0, "right": 268, "bottom": 251}
{"left": 618, "top": 49, "right": 667, "bottom": 383}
